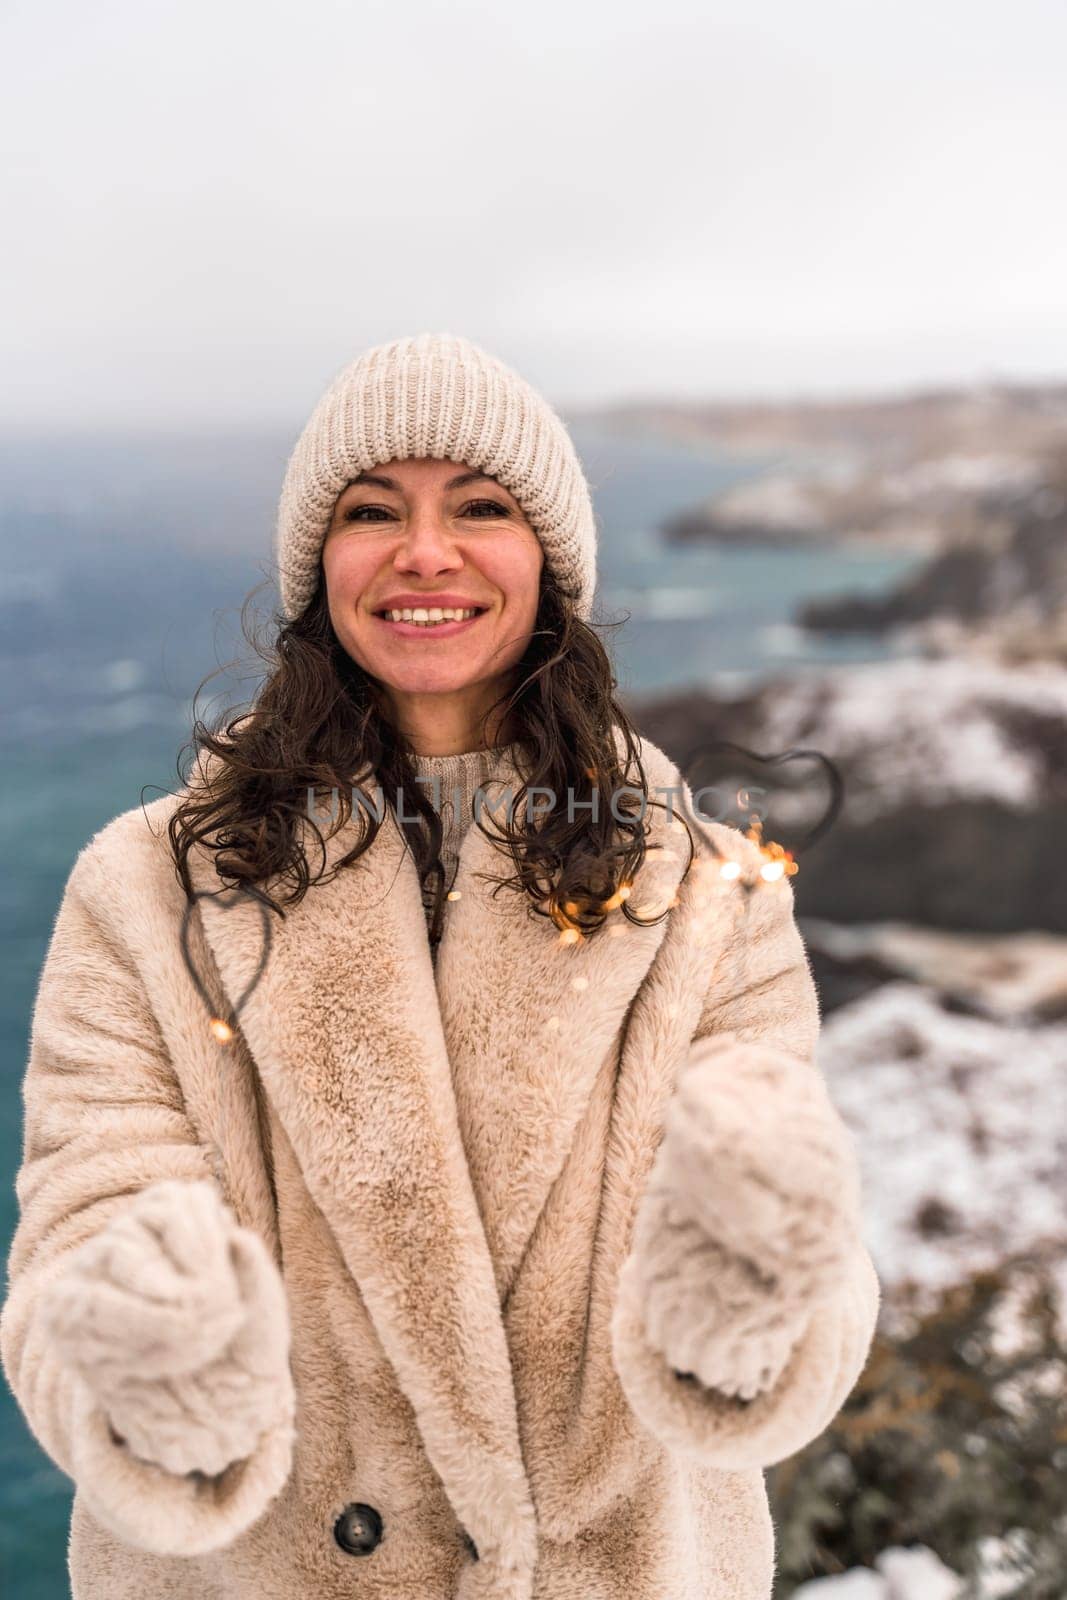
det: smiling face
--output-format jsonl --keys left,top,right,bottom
{"left": 322, "top": 457, "right": 545, "bottom": 753}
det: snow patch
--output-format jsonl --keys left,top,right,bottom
{"left": 756, "top": 657, "right": 1067, "bottom": 819}
{"left": 818, "top": 983, "right": 1067, "bottom": 1331}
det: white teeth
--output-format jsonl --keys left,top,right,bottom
{"left": 381, "top": 606, "right": 481, "bottom": 625}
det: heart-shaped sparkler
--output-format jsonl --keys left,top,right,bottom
{"left": 678, "top": 739, "right": 844, "bottom": 855}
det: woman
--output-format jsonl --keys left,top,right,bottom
{"left": 0, "top": 332, "right": 880, "bottom": 1600}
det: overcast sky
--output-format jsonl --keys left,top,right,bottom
{"left": 2, "top": 0, "right": 1065, "bottom": 428}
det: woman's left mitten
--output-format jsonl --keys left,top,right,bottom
{"left": 631, "top": 1181, "right": 814, "bottom": 1399}
{"left": 652, "top": 1033, "right": 864, "bottom": 1307}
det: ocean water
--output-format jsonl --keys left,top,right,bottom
{"left": 0, "top": 422, "right": 921, "bottom": 1596}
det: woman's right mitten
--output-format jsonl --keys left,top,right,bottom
{"left": 39, "top": 1177, "right": 295, "bottom": 1478}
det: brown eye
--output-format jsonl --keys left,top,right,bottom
{"left": 462, "top": 499, "right": 510, "bottom": 518}
{"left": 343, "top": 504, "right": 393, "bottom": 523}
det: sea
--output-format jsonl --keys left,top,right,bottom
{"left": 0, "top": 419, "right": 923, "bottom": 1596}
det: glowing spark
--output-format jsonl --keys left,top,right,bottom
{"left": 719, "top": 860, "right": 742, "bottom": 881}
{"left": 571, "top": 975, "right": 589, "bottom": 992}
{"left": 558, "top": 928, "right": 581, "bottom": 948}
{"left": 753, "top": 839, "right": 798, "bottom": 879}
{"left": 447, "top": 889, "right": 462, "bottom": 901}
{"left": 210, "top": 1018, "right": 234, "bottom": 1044}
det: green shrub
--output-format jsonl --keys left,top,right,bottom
{"left": 767, "top": 1252, "right": 1067, "bottom": 1598}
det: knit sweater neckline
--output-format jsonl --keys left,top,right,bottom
{"left": 409, "top": 742, "right": 521, "bottom": 839}
{"left": 410, "top": 741, "right": 519, "bottom": 776}
{"left": 409, "top": 745, "right": 524, "bottom": 949}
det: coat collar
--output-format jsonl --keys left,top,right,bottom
{"left": 187, "top": 740, "right": 689, "bottom": 1596}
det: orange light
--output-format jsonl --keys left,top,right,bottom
{"left": 754, "top": 838, "right": 798, "bottom": 879}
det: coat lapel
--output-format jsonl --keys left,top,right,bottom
{"left": 188, "top": 775, "right": 537, "bottom": 1595}
{"left": 186, "top": 743, "right": 689, "bottom": 1595}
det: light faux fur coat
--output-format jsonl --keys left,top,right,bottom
{"left": 1, "top": 733, "right": 880, "bottom": 1600}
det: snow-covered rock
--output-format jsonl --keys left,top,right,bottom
{"left": 881, "top": 454, "right": 1042, "bottom": 502}
{"left": 818, "top": 982, "right": 1067, "bottom": 1335}
{"left": 791, "top": 1545, "right": 966, "bottom": 1599}
{"left": 661, "top": 444, "right": 1053, "bottom": 551}
{"left": 792, "top": 1567, "right": 890, "bottom": 1598}
{"left": 800, "top": 919, "right": 1067, "bottom": 1023}
{"left": 786, "top": 1539, "right": 1036, "bottom": 1600}
{"left": 755, "top": 656, "right": 1067, "bottom": 823}
{"left": 692, "top": 472, "right": 831, "bottom": 532}
{"left": 876, "top": 1546, "right": 964, "bottom": 1600}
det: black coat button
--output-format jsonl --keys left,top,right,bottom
{"left": 461, "top": 1530, "right": 479, "bottom": 1561}
{"left": 334, "top": 1503, "right": 383, "bottom": 1556}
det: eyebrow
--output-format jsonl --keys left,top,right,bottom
{"left": 342, "top": 469, "right": 500, "bottom": 494}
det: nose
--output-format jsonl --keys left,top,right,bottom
{"left": 392, "top": 507, "right": 464, "bottom": 579}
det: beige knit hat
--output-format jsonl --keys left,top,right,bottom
{"left": 274, "top": 331, "right": 598, "bottom": 622}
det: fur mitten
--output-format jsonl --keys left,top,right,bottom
{"left": 632, "top": 1184, "right": 814, "bottom": 1398}
{"left": 633, "top": 1032, "right": 865, "bottom": 1399}
{"left": 39, "top": 1178, "right": 294, "bottom": 1479}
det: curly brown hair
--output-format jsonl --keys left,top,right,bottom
{"left": 166, "top": 561, "right": 695, "bottom": 951}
